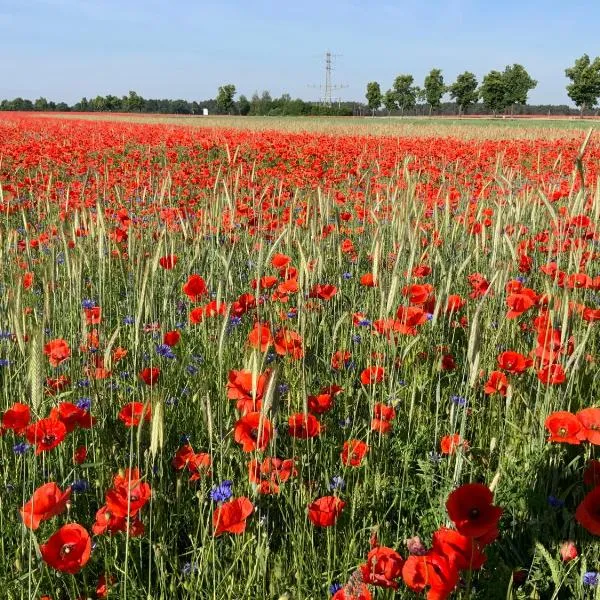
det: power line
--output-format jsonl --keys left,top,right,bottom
{"left": 309, "top": 51, "right": 348, "bottom": 107}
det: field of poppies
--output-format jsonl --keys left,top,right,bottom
{"left": 0, "top": 113, "right": 599, "bottom": 600}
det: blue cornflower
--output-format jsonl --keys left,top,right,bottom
{"left": 358, "top": 319, "right": 371, "bottom": 327}
{"left": 351, "top": 334, "right": 362, "bottom": 344}
{"left": 339, "top": 417, "right": 352, "bottom": 428}
{"left": 13, "top": 442, "right": 30, "bottom": 455}
{"left": 265, "top": 352, "right": 276, "bottom": 364}
{"left": 342, "top": 272, "right": 352, "bottom": 280}
{"left": 286, "top": 311, "right": 297, "bottom": 319}
{"left": 451, "top": 395, "right": 467, "bottom": 407}
{"left": 278, "top": 383, "right": 289, "bottom": 396}
{"left": 426, "top": 313, "right": 434, "bottom": 321}
{"left": 329, "top": 583, "right": 343, "bottom": 595}
{"left": 0, "top": 330, "right": 12, "bottom": 340}
{"left": 71, "top": 479, "right": 90, "bottom": 493}
{"left": 0, "top": 359, "right": 9, "bottom": 367}
{"left": 77, "top": 378, "right": 90, "bottom": 388}
{"left": 76, "top": 397, "right": 92, "bottom": 411}
{"left": 156, "top": 344, "right": 176, "bottom": 359}
{"left": 210, "top": 480, "right": 233, "bottom": 503}
{"left": 428, "top": 451, "right": 443, "bottom": 464}
{"left": 166, "top": 397, "right": 179, "bottom": 407}
{"left": 548, "top": 495, "right": 565, "bottom": 508}
{"left": 123, "top": 315, "right": 134, "bottom": 325}
{"left": 329, "top": 475, "right": 345, "bottom": 491}
{"left": 119, "top": 371, "right": 130, "bottom": 379}
{"left": 229, "top": 316, "right": 242, "bottom": 327}
{"left": 584, "top": 572, "right": 599, "bottom": 586}
{"left": 186, "top": 364, "right": 198, "bottom": 375}
{"left": 81, "top": 299, "right": 95, "bottom": 309}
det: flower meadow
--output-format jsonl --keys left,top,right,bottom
{"left": 1, "top": 114, "right": 600, "bottom": 599}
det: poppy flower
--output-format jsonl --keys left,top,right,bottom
{"left": 341, "top": 440, "right": 369, "bottom": 467}
{"left": 332, "top": 583, "right": 372, "bottom": 600}
{"left": 1, "top": 402, "right": 31, "bottom": 434}
{"left": 360, "top": 366, "right": 384, "bottom": 385}
{"left": 537, "top": 363, "right": 566, "bottom": 385}
{"left": 395, "top": 306, "right": 428, "bottom": 335}
{"left": 307, "top": 496, "right": 345, "bottom": 527}
{"left": 43, "top": 338, "right": 71, "bottom": 367}
{"left": 497, "top": 351, "right": 531, "bottom": 374}
{"left": 440, "top": 434, "right": 469, "bottom": 455}
{"left": 575, "top": 486, "right": 600, "bottom": 535}
{"left": 118, "top": 402, "right": 152, "bottom": 427}
{"left": 25, "top": 417, "right": 67, "bottom": 454}
{"left": 247, "top": 322, "right": 273, "bottom": 352}
{"left": 182, "top": 274, "right": 208, "bottom": 302}
{"left": 483, "top": 371, "right": 509, "bottom": 396}
{"left": 576, "top": 408, "right": 600, "bottom": 445}
{"left": 84, "top": 307, "right": 101, "bottom": 325}
{"left": 288, "top": 413, "right": 321, "bottom": 439}
{"left": 309, "top": 283, "right": 338, "bottom": 300}
{"left": 106, "top": 470, "right": 152, "bottom": 518}
{"left": 159, "top": 255, "right": 178, "bottom": 269}
{"left": 445, "top": 294, "right": 466, "bottom": 313}
{"left": 22, "top": 271, "right": 34, "bottom": 290}
{"left": 545, "top": 410, "right": 583, "bottom": 444}
{"left": 40, "top": 523, "right": 91, "bottom": 574}
{"left": 432, "top": 527, "right": 486, "bottom": 571}
{"left": 371, "top": 403, "right": 396, "bottom": 434}
{"left": 308, "top": 392, "right": 334, "bottom": 414}
{"left": 213, "top": 496, "right": 253, "bottom": 536}
{"left": 226, "top": 369, "right": 270, "bottom": 414}
{"left": 50, "top": 402, "right": 95, "bottom": 433}
{"left": 234, "top": 412, "right": 272, "bottom": 452}
{"left": 20, "top": 482, "right": 72, "bottom": 530}
{"left": 73, "top": 446, "right": 87, "bottom": 464}
{"left": 360, "top": 273, "right": 376, "bottom": 287}
{"left": 360, "top": 545, "right": 405, "bottom": 588}
{"left": 331, "top": 350, "right": 351, "bottom": 370}
{"left": 139, "top": 367, "right": 160, "bottom": 386}
{"left": 446, "top": 483, "right": 503, "bottom": 538}
{"left": 163, "top": 330, "right": 180, "bottom": 346}
{"left": 271, "top": 253, "right": 291, "bottom": 269}
{"left": 274, "top": 328, "right": 304, "bottom": 359}
{"left": 402, "top": 551, "right": 459, "bottom": 599}
{"left": 189, "top": 306, "right": 205, "bottom": 324}
{"left": 92, "top": 505, "right": 127, "bottom": 536}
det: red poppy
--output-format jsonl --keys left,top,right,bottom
{"left": 403, "top": 283, "right": 435, "bottom": 308}
{"left": 360, "top": 545, "right": 405, "bottom": 589}
{"left": 575, "top": 486, "right": 600, "bottom": 535}
{"left": 402, "top": 551, "right": 459, "bottom": 600}
{"left": 213, "top": 497, "right": 254, "bottom": 536}
{"left": 118, "top": 402, "right": 152, "bottom": 427}
{"left": 73, "top": 446, "right": 87, "bottom": 464}
{"left": 248, "top": 457, "right": 296, "bottom": 494}
{"left": 440, "top": 434, "right": 469, "bottom": 455}
{"left": 360, "top": 273, "right": 376, "bottom": 287}
{"left": 189, "top": 306, "right": 205, "bottom": 324}
{"left": 537, "top": 363, "right": 566, "bottom": 385}
{"left": 332, "top": 583, "right": 372, "bottom": 600}
{"left": 226, "top": 369, "right": 270, "bottom": 414}
{"left": 43, "top": 338, "right": 71, "bottom": 367}
{"left": 288, "top": 413, "right": 321, "bottom": 439}
{"left": 139, "top": 367, "right": 160, "bottom": 386}
{"left": 308, "top": 392, "right": 334, "bottom": 414}
{"left": 395, "top": 305, "right": 428, "bottom": 335}
{"left": 544, "top": 411, "right": 583, "bottom": 444}
{"left": 331, "top": 350, "right": 351, "bottom": 370}
{"left": 159, "top": 255, "right": 178, "bottom": 269}
{"left": 1, "top": 402, "right": 30, "bottom": 434}
{"left": 50, "top": 402, "right": 95, "bottom": 433}
{"left": 234, "top": 412, "right": 272, "bottom": 452}
{"left": 25, "top": 417, "right": 67, "bottom": 454}
{"left": 341, "top": 439, "right": 369, "bottom": 467}
{"left": 307, "top": 496, "right": 345, "bottom": 527}
{"left": 432, "top": 527, "right": 486, "bottom": 571}
{"left": 445, "top": 294, "right": 466, "bottom": 313}
{"left": 309, "top": 283, "right": 338, "bottom": 300}
{"left": 271, "top": 253, "right": 291, "bottom": 269}
{"left": 361, "top": 366, "right": 385, "bottom": 385}
{"left": 45, "top": 375, "right": 71, "bottom": 395}
{"left": 576, "top": 408, "right": 600, "bottom": 445}
{"left": 22, "top": 271, "right": 34, "bottom": 290}
{"left": 91, "top": 505, "right": 128, "bottom": 536}
{"left": 106, "top": 468, "right": 152, "bottom": 518}
{"left": 247, "top": 322, "right": 273, "bottom": 352}
{"left": 84, "top": 307, "right": 101, "bottom": 325}
{"left": 446, "top": 483, "right": 503, "bottom": 538}
{"left": 40, "top": 524, "right": 91, "bottom": 574}
{"left": 274, "top": 328, "right": 304, "bottom": 359}
{"left": 497, "top": 351, "right": 531, "bottom": 374}
{"left": 506, "top": 289, "right": 537, "bottom": 319}
{"left": 163, "top": 330, "right": 180, "bottom": 346}
{"left": 483, "top": 371, "right": 509, "bottom": 396}
{"left": 371, "top": 403, "right": 396, "bottom": 434}
{"left": 20, "top": 482, "right": 72, "bottom": 530}
{"left": 182, "top": 274, "right": 208, "bottom": 302}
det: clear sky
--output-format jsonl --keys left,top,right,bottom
{"left": 0, "top": 0, "right": 597, "bottom": 105}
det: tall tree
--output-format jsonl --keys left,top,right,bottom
{"left": 34, "top": 97, "right": 49, "bottom": 111}
{"left": 238, "top": 94, "right": 251, "bottom": 116}
{"left": 565, "top": 54, "right": 600, "bottom": 117}
{"left": 382, "top": 89, "right": 396, "bottom": 115}
{"left": 216, "top": 84, "right": 236, "bottom": 114}
{"left": 126, "top": 90, "right": 144, "bottom": 112}
{"left": 423, "top": 68, "right": 445, "bottom": 115}
{"left": 480, "top": 70, "right": 509, "bottom": 116}
{"left": 449, "top": 72, "right": 479, "bottom": 116}
{"left": 503, "top": 64, "right": 537, "bottom": 115}
{"left": 365, "top": 81, "right": 382, "bottom": 116}
{"left": 392, "top": 74, "right": 417, "bottom": 114}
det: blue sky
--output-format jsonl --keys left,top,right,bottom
{"left": 0, "top": 0, "right": 597, "bottom": 105}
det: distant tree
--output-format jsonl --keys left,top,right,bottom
{"left": 423, "top": 68, "right": 445, "bottom": 115}
{"left": 382, "top": 89, "right": 397, "bottom": 115}
{"left": 55, "top": 102, "right": 70, "bottom": 112}
{"left": 238, "top": 95, "right": 250, "bottom": 115}
{"left": 565, "top": 54, "right": 600, "bottom": 117}
{"left": 365, "top": 81, "right": 382, "bottom": 116}
{"left": 392, "top": 74, "right": 418, "bottom": 114}
{"left": 502, "top": 64, "right": 537, "bottom": 115}
{"left": 104, "top": 95, "right": 122, "bottom": 111}
{"left": 76, "top": 97, "right": 89, "bottom": 112}
{"left": 216, "top": 84, "right": 236, "bottom": 114}
{"left": 34, "top": 97, "right": 49, "bottom": 111}
{"left": 480, "top": 70, "right": 509, "bottom": 116}
{"left": 126, "top": 90, "right": 144, "bottom": 112}
{"left": 449, "top": 72, "right": 479, "bottom": 116}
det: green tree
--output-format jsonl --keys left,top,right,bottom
{"left": 480, "top": 70, "right": 509, "bottom": 116}
{"left": 34, "top": 97, "right": 49, "bottom": 111}
{"left": 216, "top": 84, "right": 236, "bottom": 114}
{"left": 565, "top": 54, "right": 600, "bottom": 117}
{"left": 365, "top": 81, "right": 382, "bottom": 116}
{"left": 423, "top": 68, "right": 445, "bottom": 115}
{"left": 238, "top": 94, "right": 250, "bottom": 115}
{"left": 382, "top": 89, "right": 396, "bottom": 115}
{"left": 392, "top": 74, "right": 417, "bottom": 114}
{"left": 503, "top": 64, "right": 537, "bottom": 115}
{"left": 449, "top": 72, "right": 479, "bottom": 116}
{"left": 125, "top": 90, "right": 144, "bottom": 112}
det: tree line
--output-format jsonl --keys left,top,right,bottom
{"left": 366, "top": 55, "right": 600, "bottom": 117}
{"left": 2, "top": 54, "right": 600, "bottom": 117}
